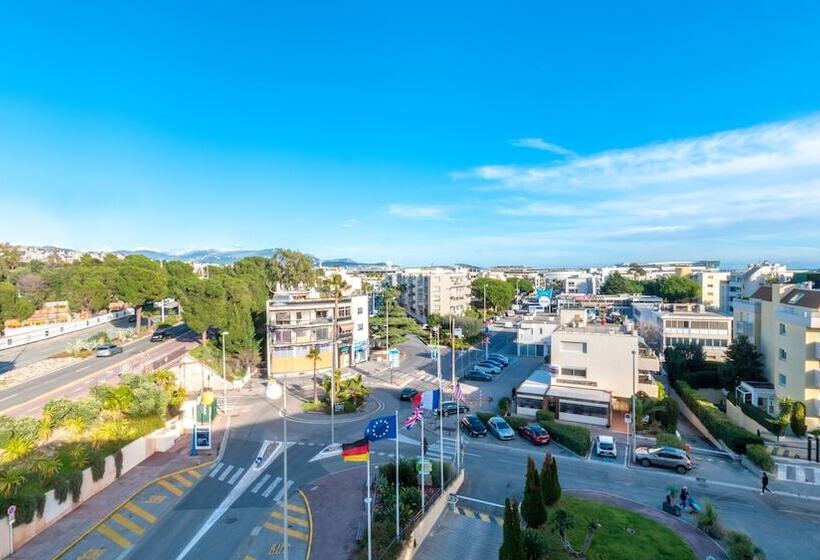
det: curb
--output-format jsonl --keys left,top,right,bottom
{"left": 51, "top": 459, "right": 215, "bottom": 559}
{"left": 299, "top": 489, "right": 313, "bottom": 560}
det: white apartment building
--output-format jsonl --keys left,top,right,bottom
{"left": 563, "top": 273, "right": 599, "bottom": 295}
{"left": 515, "top": 323, "right": 660, "bottom": 426}
{"left": 722, "top": 263, "right": 792, "bottom": 315}
{"left": 515, "top": 313, "right": 561, "bottom": 357}
{"left": 266, "top": 291, "right": 369, "bottom": 377}
{"left": 393, "top": 267, "right": 471, "bottom": 323}
{"left": 692, "top": 271, "right": 730, "bottom": 311}
{"left": 633, "top": 302, "right": 733, "bottom": 360}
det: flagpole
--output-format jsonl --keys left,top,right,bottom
{"left": 420, "top": 414, "right": 425, "bottom": 514}
{"left": 283, "top": 374, "right": 289, "bottom": 560}
{"left": 436, "top": 328, "right": 444, "bottom": 492}
{"left": 366, "top": 451, "right": 372, "bottom": 560}
{"left": 394, "top": 409, "right": 400, "bottom": 540}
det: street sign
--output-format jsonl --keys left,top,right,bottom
{"left": 416, "top": 459, "right": 432, "bottom": 474}
{"left": 387, "top": 348, "right": 400, "bottom": 368}
{"left": 194, "top": 426, "right": 212, "bottom": 450}
{"left": 7, "top": 505, "right": 15, "bottom": 524}
{"left": 453, "top": 327, "right": 463, "bottom": 338}
{"left": 624, "top": 413, "right": 632, "bottom": 425}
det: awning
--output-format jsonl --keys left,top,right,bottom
{"left": 545, "top": 385, "right": 611, "bottom": 403}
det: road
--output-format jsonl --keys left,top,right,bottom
{"left": 0, "top": 323, "right": 193, "bottom": 416}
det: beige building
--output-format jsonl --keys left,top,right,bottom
{"left": 266, "top": 291, "right": 369, "bottom": 377}
{"left": 393, "top": 267, "right": 471, "bottom": 323}
{"left": 734, "top": 284, "right": 820, "bottom": 429}
{"left": 633, "top": 303, "right": 733, "bottom": 361}
{"left": 692, "top": 271, "right": 730, "bottom": 310}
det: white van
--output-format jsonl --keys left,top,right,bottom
{"left": 595, "top": 435, "right": 617, "bottom": 458}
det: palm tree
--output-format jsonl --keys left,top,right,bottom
{"left": 307, "top": 346, "right": 322, "bottom": 403}
{"left": 0, "top": 468, "right": 27, "bottom": 497}
{"left": 550, "top": 509, "right": 600, "bottom": 557}
{"left": 322, "top": 274, "right": 351, "bottom": 371}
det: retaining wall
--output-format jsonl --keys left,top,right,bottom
{"left": 399, "top": 470, "right": 465, "bottom": 560}
{"left": 1, "top": 309, "right": 135, "bottom": 350}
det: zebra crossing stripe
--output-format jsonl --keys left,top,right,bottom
{"left": 228, "top": 467, "right": 245, "bottom": 485}
{"left": 262, "top": 477, "right": 283, "bottom": 498}
{"left": 218, "top": 465, "right": 234, "bottom": 481}
{"left": 273, "top": 480, "right": 294, "bottom": 503}
{"left": 252, "top": 474, "right": 272, "bottom": 494}
{"left": 209, "top": 462, "right": 225, "bottom": 478}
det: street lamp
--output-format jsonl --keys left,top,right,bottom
{"left": 631, "top": 349, "right": 637, "bottom": 462}
{"left": 220, "top": 331, "right": 229, "bottom": 413}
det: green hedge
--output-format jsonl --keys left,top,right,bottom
{"left": 676, "top": 381, "right": 763, "bottom": 453}
{"left": 746, "top": 444, "right": 774, "bottom": 472}
{"left": 539, "top": 419, "right": 591, "bottom": 456}
{"left": 655, "top": 432, "right": 686, "bottom": 449}
{"left": 727, "top": 393, "right": 783, "bottom": 436}
{"left": 535, "top": 409, "right": 555, "bottom": 422}
{"left": 681, "top": 369, "right": 726, "bottom": 389}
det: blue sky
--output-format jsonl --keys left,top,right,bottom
{"left": 2, "top": 1, "right": 820, "bottom": 267}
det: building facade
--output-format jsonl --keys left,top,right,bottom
{"left": 692, "top": 271, "right": 730, "bottom": 311}
{"left": 633, "top": 302, "right": 733, "bottom": 361}
{"left": 733, "top": 284, "right": 820, "bottom": 429}
{"left": 722, "top": 263, "right": 792, "bottom": 315}
{"left": 393, "top": 267, "right": 471, "bottom": 323}
{"left": 266, "top": 292, "right": 369, "bottom": 377}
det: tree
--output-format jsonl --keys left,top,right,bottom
{"left": 307, "top": 346, "right": 322, "bottom": 403}
{"left": 115, "top": 255, "right": 167, "bottom": 334}
{"left": 507, "top": 277, "right": 534, "bottom": 295}
{"left": 473, "top": 278, "right": 515, "bottom": 313}
{"left": 499, "top": 497, "right": 525, "bottom": 560}
{"left": 724, "top": 335, "right": 764, "bottom": 384}
{"left": 627, "top": 263, "right": 646, "bottom": 277}
{"left": 521, "top": 457, "right": 547, "bottom": 528}
{"left": 521, "top": 528, "right": 550, "bottom": 560}
{"left": 370, "top": 288, "right": 421, "bottom": 349}
{"left": 0, "top": 243, "right": 22, "bottom": 280}
{"left": 791, "top": 401, "right": 807, "bottom": 436}
{"left": 678, "top": 341, "right": 705, "bottom": 372}
{"left": 600, "top": 272, "right": 643, "bottom": 295}
{"left": 644, "top": 275, "right": 700, "bottom": 302}
{"left": 696, "top": 500, "right": 724, "bottom": 539}
{"left": 541, "top": 453, "right": 561, "bottom": 506}
{"left": 322, "top": 274, "right": 351, "bottom": 370}
{"left": 268, "top": 249, "right": 317, "bottom": 292}
{"left": 0, "top": 281, "right": 35, "bottom": 330}
{"left": 0, "top": 468, "right": 26, "bottom": 497}
{"left": 550, "top": 509, "right": 601, "bottom": 558}
{"left": 725, "top": 531, "right": 766, "bottom": 560}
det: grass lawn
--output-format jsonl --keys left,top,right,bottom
{"left": 541, "top": 496, "right": 696, "bottom": 560}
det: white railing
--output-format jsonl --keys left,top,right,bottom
{"left": 1, "top": 309, "right": 135, "bottom": 350}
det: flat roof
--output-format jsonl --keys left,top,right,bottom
{"left": 517, "top": 369, "right": 611, "bottom": 403}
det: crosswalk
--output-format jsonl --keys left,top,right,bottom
{"left": 208, "top": 462, "right": 296, "bottom": 499}
{"left": 424, "top": 436, "right": 458, "bottom": 462}
{"left": 777, "top": 463, "right": 819, "bottom": 485}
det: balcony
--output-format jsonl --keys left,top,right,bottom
{"left": 814, "top": 342, "right": 820, "bottom": 360}
{"left": 776, "top": 306, "right": 820, "bottom": 329}
{"left": 272, "top": 316, "right": 334, "bottom": 327}
{"left": 807, "top": 370, "right": 820, "bottom": 390}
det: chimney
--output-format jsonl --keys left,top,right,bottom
{"left": 771, "top": 283, "right": 790, "bottom": 304}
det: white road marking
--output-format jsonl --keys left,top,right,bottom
{"left": 262, "top": 477, "right": 283, "bottom": 498}
{"left": 76, "top": 365, "right": 90, "bottom": 372}
{"left": 0, "top": 393, "right": 19, "bottom": 403}
{"left": 208, "top": 463, "right": 225, "bottom": 478}
{"left": 227, "top": 467, "right": 245, "bottom": 485}
{"left": 251, "top": 474, "right": 271, "bottom": 494}
{"left": 273, "top": 480, "right": 294, "bottom": 503}
{"left": 218, "top": 465, "right": 234, "bottom": 481}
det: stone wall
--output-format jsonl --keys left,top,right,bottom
{"left": 399, "top": 470, "right": 465, "bottom": 560}
{"left": 725, "top": 399, "right": 774, "bottom": 438}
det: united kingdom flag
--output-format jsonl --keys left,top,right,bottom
{"left": 403, "top": 393, "right": 423, "bottom": 430}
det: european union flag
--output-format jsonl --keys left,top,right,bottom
{"left": 364, "top": 415, "right": 397, "bottom": 441}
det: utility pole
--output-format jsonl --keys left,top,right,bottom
{"left": 483, "top": 284, "right": 487, "bottom": 322}
{"left": 631, "top": 349, "right": 637, "bottom": 463}
{"left": 220, "top": 331, "right": 229, "bottom": 413}
{"left": 386, "top": 297, "right": 390, "bottom": 383}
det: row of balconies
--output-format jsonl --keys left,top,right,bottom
{"left": 776, "top": 307, "right": 820, "bottom": 329}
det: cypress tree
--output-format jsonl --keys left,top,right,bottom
{"left": 541, "top": 453, "right": 562, "bottom": 506}
{"left": 499, "top": 497, "right": 526, "bottom": 560}
{"left": 521, "top": 457, "right": 546, "bottom": 528}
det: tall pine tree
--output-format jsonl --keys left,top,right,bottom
{"left": 541, "top": 453, "right": 562, "bottom": 506}
{"left": 499, "top": 497, "right": 526, "bottom": 560}
{"left": 521, "top": 457, "right": 546, "bottom": 528}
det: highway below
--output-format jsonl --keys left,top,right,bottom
{"left": 0, "top": 323, "right": 194, "bottom": 417}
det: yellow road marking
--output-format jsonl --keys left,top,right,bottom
{"left": 263, "top": 522, "right": 308, "bottom": 541}
{"left": 271, "top": 510, "right": 309, "bottom": 527}
{"left": 97, "top": 523, "right": 131, "bottom": 549}
{"left": 123, "top": 501, "right": 157, "bottom": 523}
{"left": 111, "top": 513, "right": 144, "bottom": 535}
{"left": 478, "top": 512, "right": 490, "bottom": 523}
{"left": 299, "top": 489, "right": 313, "bottom": 560}
{"left": 76, "top": 548, "right": 105, "bottom": 560}
{"left": 174, "top": 473, "right": 194, "bottom": 488}
{"left": 282, "top": 503, "right": 306, "bottom": 514}
{"left": 146, "top": 494, "right": 167, "bottom": 504}
{"left": 244, "top": 555, "right": 256, "bottom": 560}
{"left": 158, "top": 479, "right": 183, "bottom": 496}
{"left": 187, "top": 468, "right": 203, "bottom": 479}
{"left": 462, "top": 508, "right": 476, "bottom": 519}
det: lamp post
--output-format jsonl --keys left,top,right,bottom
{"left": 631, "top": 349, "right": 637, "bottom": 462}
{"left": 220, "top": 331, "right": 229, "bottom": 413}
{"left": 386, "top": 297, "right": 390, "bottom": 384}
{"left": 282, "top": 373, "right": 290, "bottom": 560}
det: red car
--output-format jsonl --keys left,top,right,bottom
{"left": 518, "top": 423, "right": 550, "bottom": 445}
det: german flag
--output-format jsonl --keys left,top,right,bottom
{"left": 341, "top": 438, "right": 370, "bottom": 462}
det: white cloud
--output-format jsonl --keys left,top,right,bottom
{"left": 386, "top": 204, "right": 448, "bottom": 220}
{"left": 511, "top": 138, "right": 577, "bottom": 157}
{"left": 340, "top": 219, "right": 359, "bottom": 229}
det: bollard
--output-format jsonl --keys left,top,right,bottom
{"left": 808, "top": 437, "right": 812, "bottom": 462}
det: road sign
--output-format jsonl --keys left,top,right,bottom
{"left": 194, "top": 425, "right": 212, "bottom": 450}
{"left": 416, "top": 460, "right": 432, "bottom": 474}
{"left": 453, "top": 327, "right": 463, "bottom": 338}
{"left": 624, "top": 413, "right": 632, "bottom": 425}
{"left": 120, "top": 362, "right": 132, "bottom": 374}
{"left": 6, "top": 505, "right": 15, "bottom": 524}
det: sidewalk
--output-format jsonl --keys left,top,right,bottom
{"left": 302, "top": 468, "right": 365, "bottom": 560}
{"left": 569, "top": 490, "right": 728, "bottom": 559}
{"left": 12, "top": 413, "right": 228, "bottom": 560}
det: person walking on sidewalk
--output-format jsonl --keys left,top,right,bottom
{"left": 762, "top": 472, "right": 772, "bottom": 494}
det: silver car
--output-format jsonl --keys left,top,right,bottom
{"left": 486, "top": 416, "right": 515, "bottom": 440}
{"left": 472, "top": 364, "right": 498, "bottom": 375}
{"left": 95, "top": 344, "right": 124, "bottom": 357}
{"left": 634, "top": 446, "right": 692, "bottom": 473}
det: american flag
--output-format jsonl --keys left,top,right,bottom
{"left": 453, "top": 383, "right": 465, "bottom": 403}
{"left": 548, "top": 364, "right": 559, "bottom": 375}
{"left": 482, "top": 336, "right": 490, "bottom": 345}
{"left": 403, "top": 407, "right": 422, "bottom": 430}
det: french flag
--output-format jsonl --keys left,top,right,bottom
{"left": 419, "top": 389, "right": 441, "bottom": 410}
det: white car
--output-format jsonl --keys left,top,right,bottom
{"left": 595, "top": 435, "right": 617, "bottom": 458}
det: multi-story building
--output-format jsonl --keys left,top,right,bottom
{"left": 633, "top": 302, "right": 733, "bottom": 360}
{"left": 392, "top": 267, "right": 471, "bottom": 323}
{"left": 692, "top": 271, "right": 730, "bottom": 311}
{"left": 515, "top": 322, "right": 659, "bottom": 426}
{"left": 563, "top": 273, "right": 599, "bottom": 295}
{"left": 722, "top": 262, "right": 792, "bottom": 315}
{"left": 733, "top": 284, "right": 820, "bottom": 429}
{"left": 515, "top": 313, "right": 562, "bottom": 357}
{"left": 266, "top": 291, "right": 369, "bottom": 377}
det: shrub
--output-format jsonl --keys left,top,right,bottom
{"left": 696, "top": 500, "right": 724, "bottom": 539}
{"left": 659, "top": 398, "right": 680, "bottom": 432}
{"left": 53, "top": 476, "right": 69, "bottom": 503}
{"left": 535, "top": 410, "right": 555, "bottom": 422}
{"left": 728, "top": 393, "right": 783, "bottom": 436}
{"left": 541, "top": 453, "right": 561, "bottom": 506}
{"left": 301, "top": 401, "right": 325, "bottom": 413}
{"left": 521, "top": 457, "right": 546, "bottom": 528}
{"left": 655, "top": 433, "right": 686, "bottom": 449}
{"left": 68, "top": 471, "right": 83, "bottom": 503}
{"left": 506, "top": 416, "right": 529, "bottom": 430}
{"left": 430, "top": 460, "right": 455, "bottom": 487}
{"left": 746, "top": 444, "right": 774, "bottom": 472}
{"left": 539, "top": 420, "right": 591, "bottom": 456}
{"left": 1, "top": 492, "right": 46, "bottom": 525}
{"left": 791, "top": 402, "right": 807, "bottom": 436}
{"left": 522, "top": 528, "right": 550, "bottom": 560}
{"left": 0, "top": 468, "right": 27, "bottom": 497}
{"left": 676, "top": 381, "right": 762, "bottom": 453}
{"left": 498, "top": 396, "right": 512, "bottom": 416}
{"left": 725, "top": 530, "right": 766, "bottom": 560}
{"left": 91, "top": 455, "right": 106, "bottom": 482}
{"left": 682, "top": 369, "right": 726, "bottom": 389}
{"left": 115, "top": 450, "right": 124, "bottom": 478}
{"left": 343, "top": 401, "right": 357, "bottom": 413}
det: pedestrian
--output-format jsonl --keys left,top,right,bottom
{"left": 679, "top": 486, "right": 689, "bottom": 508}
{"left": 761, "top": 472, "right": 772, "bottom": 494}
{"left": 512, "top": 387, "right": 517, "bottom": 399}
{"left": 422, "top": 437, "right": 429, "bottom": 454}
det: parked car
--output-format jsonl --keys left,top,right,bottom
{"left": 399, "top": 387, "right": 419, "bottom": 401}
{"left": 484, "top": 357, "right": 507, "bottom": 369}
{"left": 475, "top": 362, "right": 502, "bottom": 374}
{"left": 518, "top": 423, "right": 550, "bottom": 445}
{"left": 634, "top": 446, "right": 692, "bottom": 473}
{"left": 460, "top": 415, "right": 487, "bottom": 437}
{"left": 96, "top": 344, "right": 123, "bottom": 357}
{"left": 595, "top": 435, "right": 617, "bottom": 458}
{"left": 462, "top": 370, "right": 493, "bottom": 382}
{"left": 436, "top": 401, "right": 470, "bottom": 416}
{"left": 150, "top": 330, "right": 171, "bottom": 342}
{"left": 488, "top": 353, "right": 510, "bottom": 365}
{"left": 486, "top": 416, "right": 515, "bottom": 440}
{"left": 471, "top": 364, "right": 498, "bottom": 375}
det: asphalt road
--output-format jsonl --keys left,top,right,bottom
{"left": 0, "top": 315, "right": 151, "bottom": 374}
{"left": 0, "top": 323, "right": 193, "bottom": 416}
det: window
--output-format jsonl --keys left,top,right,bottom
{"left": 779, "top": 323, "right": 786, "bottom": 335}
{"left": 357, "top": 307, "right": 364, "bottom": 315}
{"left": 357, "top": 324, "right": 364, "bottom": 331}
{"left": 778, "top": 374, "right": 787, "bottom": 387}
{"left": 560, "top": 341, "right": 587, "bottom": 353}
{"left": 561, "top": 367, "right": 587, "bottom": 378}
{"left": 339, "top": 307, "right": 351, "bottom": 318}
{"left": 779, "top": 348, "right": 787, "bottom": 361}
{"left": 274, "top": 312, "right": 290, "bottom": 325}
{"left": 274, "top": 330, "right": 293, "bottom": 344}
{"left": 314, "top": 327, "right": 329, "bottom": 341}
{"left": 558, "top": 401, "right": 608, "bottom": 419}
{"left": 316, "top": 310, "right": 328, "bottom": 319}
{"left": 516, "top": 396, "right": 543, "bottom": 410}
